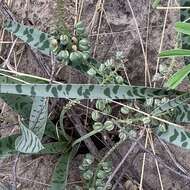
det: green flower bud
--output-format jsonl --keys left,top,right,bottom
{"left": 96, "top": 179, "right": 104, "bottom": 187}
{"left": 70, "top": 51, "right": 83, "bottom": 63}
{"left": 97, "top": 170, "right": 106, "bottom": 179}
{"left": 120, "top": 106, "right": 129, "bottom": 114}
{"left": 158, "top": 123, "right": 167, "bottom": 132}
{"left": 119, "top": 130, "right": 127, "bottom": 141}
{"left": 79, "top": 44, "right": 90, "bottom": 51}
{"left": 75, "top": 21, "right": 84, "bottom": 29}
{"left": 100, "top": 162, "right": 110, "bottom": 170}
{"left": 104, "top": 120, "right": 114, "bottom": 131}
{"left": 116, "top": 51, "right": 124, "bottom": 60}
{"left": 99, "top": 64, "right": 106, "bottom": 73}
{"left": 85, "top": 154, "right": 94, "bottom": 165}
{"left": 103, "top": 105, "right": 112, "bottom": 114}
{"left": 91, "top": 110, "right": 101, "bottom": 121}
{"left": 154, "top": 99, "right": 161, "bottom": 106}
{"left": 79, "top": 38, "right": 89, "bottom": 46}
{"left": 83, "top": 170, "right": 93, "bottom": 180}
{"left": 93, "top": 122, "right": 103, "bottom": 131}
{"left": 152, "top": 73, "right": 162, "bottom": 82}
{"left": 60, "top": 35, "right": 69, "bottom": 46}
{"left": 81, "top": 51, "right": 90, "bottom": 60}
{"left": 142, "top": 117, "right": 151, "bottom": 124}
{"left": 57, "top": 50, "right": 69, "bottom": 61}
{"left": 161, "top": 97, "right": 169, "bottom": 104}
{"left": 128, "top": 129, "right": 137, "bottom": 138}
{"left": 96, "top": 100, "right": 107, "bottom": 111}
{"left": 146, "top": 98, "right": 154, "bottom": 106}
{"left": 79, "top": 165, "right": 86, "bottom": 171}
{"left": 105, "top": 59, "right": 114, "bottom": 68}
{"left": 74, "top": 185, "right": 83, "bottom": 190}
{"left": 76, "top": 27, "right": 86, "bottom": 35}
{"left": 96, "top": 187, "right": 104, "bottom": 190}
{"left": 159, "top": 64, "right": 168, "bottom": 74}
{"left": 116, "top": 76, "right": 124, "bottom": 84}
{"left": 87, "top": 68, "right": 97, "bottom": 76}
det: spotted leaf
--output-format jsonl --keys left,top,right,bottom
{"left": 0, "top": 84, "right": 180, "bottom": 99}
{"left": 156, "top": 124, "right": 190, "bottom": 149}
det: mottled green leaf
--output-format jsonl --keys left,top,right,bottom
{"left": 156, "top": 124, "right": 190, "bottom": 149}
{"left": 29, "top": 97, "right": 48, "bottom": 139}
{"left": 50, "top": 152, "right": 71, "bottom": 190}
{"left": 4, "top": 19, "right": 51, "bottom": 56}
{"left": 15, "top": 123, "right": 44, "bottom": 153}
{"left": 152, "top": 93, "right": 190, "bottom": 115}
{"left": 175, "top": 104, "right": 190, "bottom": 123}
{"left": 0, "top": 84, "right": 180, "bottom": 99}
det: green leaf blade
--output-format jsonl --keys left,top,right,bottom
{"left": 176, "top": 22, "right": 190, "bottom": 35}
{"left": 29, "top": 97, "right": 48, "bottom": 139}
{"left": 165, "top": 64, "right": 190, "bottom": 89}
{"left": 160, "top": 49, "right": 190, "bottom": 58}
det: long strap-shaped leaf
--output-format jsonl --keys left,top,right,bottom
{"left": 15, "top": 123, "right": 44, "bottom": 153}
{"left": 49, "top": 146, "right": 78, "bottom": 190}
{"left": 164, "top": 64, "right": 190, "bottom": 89}
{"left": 49, "top": 153, "right": 71, "bottom": 190}
{"left": 0, "top": 84, "right": 180, "bottom": 99}
{"left": 4, "top": 19, "right": 51, "bottom": 55}
{"left": 175, "top": 104, "right": 190, "bottom": 123}
{"left": 156, "top": 124, "right": 190, "bottom": 149}
{"left": 152, "top": 93, "right": 190, "bottom": 115}
{"left": 29, "top": 97, "right": 48, "bottom": 139}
